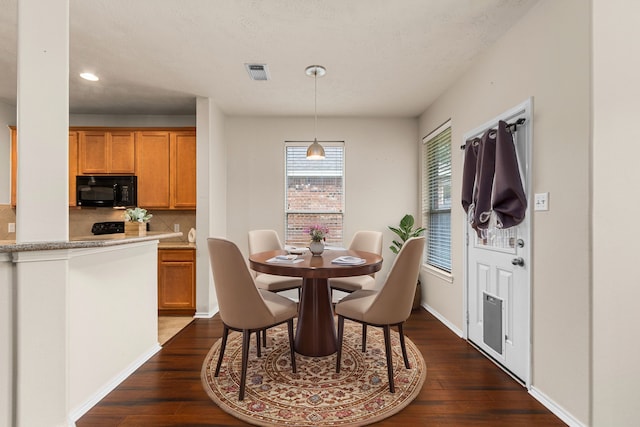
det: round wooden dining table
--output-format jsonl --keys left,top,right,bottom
{"left": 249, "top": 249, "right": 383, "bottom": 357}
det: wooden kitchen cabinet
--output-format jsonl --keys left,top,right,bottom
{"left": 136, "top": 130, "right": 196, "bottom": 209}
{"left": 10, "top": 126, "right": 194, "bottom": 209}
{"left": 10, "top": 127, "right": 79, "bottom": 207}
{"left": 172, "top": 131, "right": 197, "bottom": 208}
{"left": 158, "top": 248, "right": 196, "bottom": 315}
{"left": 136, "top": 131, "right": 171, "bottom": 207}
{"left": 78, "top": 130, "right": 135, "bottom": 174}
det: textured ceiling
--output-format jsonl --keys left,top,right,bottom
{"left": 0, "top": 0, "right": 539, "bottom": 117}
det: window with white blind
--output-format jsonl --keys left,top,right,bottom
{"left": 422, "top": 122, "right": 452, "bottom": 273}
{"left": 285, "top": 142, "right": 344, "bottom": 246}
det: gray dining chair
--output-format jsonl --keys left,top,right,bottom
{"left": 207, "top": 237, "right": 297, "bottom": 401}
{"left": 335, "top": 236, "right": 425, "bottom": 393}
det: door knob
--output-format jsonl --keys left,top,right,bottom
{"left": 511, "top": 257, "right": 525, "bottom": 267}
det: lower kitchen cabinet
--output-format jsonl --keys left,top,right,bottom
{"left": 158, "top": 248, "right": 195, "bottom": 316}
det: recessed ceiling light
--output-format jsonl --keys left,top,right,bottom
{"left": 80, "top": 72, "right": 99, "bottom": 81}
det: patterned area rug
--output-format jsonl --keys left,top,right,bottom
{"left": 201, "top": 320, "right": 426, "bottom": 426}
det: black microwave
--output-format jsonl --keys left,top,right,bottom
{"left": 76, "top": 176, "right": 137, "bottom": 208}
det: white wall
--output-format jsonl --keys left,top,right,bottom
{"left": 69, "top": 114, "right": 195, "bottom": 127}
{"left": 224, "top": 116, "right": 419, "bottom": 282}
{"left": 195, "top": 97, "right": 226, "bottom": 317}
{"left": 592, "top": 0, "right": 640, "bottom": 425}
{"left": 0, "top": 101, "right": 16, "bottom": 205}
{"left": 418, "top": 0, "right": 590, "bottom": 424}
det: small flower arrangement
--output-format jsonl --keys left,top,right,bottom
{"left": 305, "top": 224, "right": 329, "bottom": 242}
{"left": 124, "top": 207, "right": 153, "bottom": 223}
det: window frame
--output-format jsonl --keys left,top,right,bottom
{"left": 283, "top": 141, "right": 345, "bottom": 246}
{"left": 421, "top": 121, "right": 453, "bottom": 280}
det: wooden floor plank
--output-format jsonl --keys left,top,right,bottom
{"left": 76, "top": 309, "right": 565, "bottom": 426}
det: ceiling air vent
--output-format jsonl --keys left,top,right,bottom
{"left": 245, "top": 63, "right": 270, "bottom": 81}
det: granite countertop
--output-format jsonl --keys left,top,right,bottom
{"left": 0, "top": 232, "right": 183, "bottom": 253}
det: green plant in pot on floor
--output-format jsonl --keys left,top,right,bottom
{"left": 389, "top": 214, "right": 425, "bottom": 310}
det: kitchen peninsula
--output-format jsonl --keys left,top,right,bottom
{"left": 0, "top": 231, "right": 181, "bottom": 425}
{"left": 0, "top": 230, "right": 181, "bottom": 253}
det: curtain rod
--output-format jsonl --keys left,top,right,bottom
{"left": 459, "top": 118, "right": 526, "bottom": 150}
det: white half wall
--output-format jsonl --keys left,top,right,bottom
{"left": 419, "top": 0, "right": 590, "bottom": 424}
{"left": 68, "top": 242, "right": 159, "bottom": 420}
{"left": 225, "top": 116, "right": 418, "bottom": 283}
{"left": 0, "top": 253, "right": 13, "bottom": 427}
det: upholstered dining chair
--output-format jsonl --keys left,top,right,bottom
{"left": 335, "top": 236, "right": 425, "bottom": 393}
{"left": 329, "top": 230, "right": 383, "bottom": 294}
{"left": 207, "top": 237, "right": 297, "bottom": 401}
{"left": 248, "top": 229, "right": 303, "bottom": 297}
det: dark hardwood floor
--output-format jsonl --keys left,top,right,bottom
{"left": 77, "top": 308, "right": 565, "bottom": 426}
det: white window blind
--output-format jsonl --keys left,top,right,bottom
{"left": 285, "top": 143, "right": 344, "bottom": 246}
{"left": 422, "top": 124, "right": 452, "bottom": 272}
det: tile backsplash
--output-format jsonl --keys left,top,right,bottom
{"left": 70, "top": 209, "right": 195, "bottom": 242}
{"left": 0, "top": 204, "right": 16, "bottom": 240}
{"left": 0, "top": 204, "right": 195, "bottom": 242}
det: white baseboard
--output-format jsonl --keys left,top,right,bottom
{"left": 69, "top": 343, "right": 162, "bottom": 423}
{"left": 422, "top": 302, "right": 464, "bottom": 337}
{"left": 194, "top": 310, "right": 216, "bottom": 319}
{"left": 195, "top": 304, "right": 219, "bottom": 318}
{"left": 529, "top": 387, "right": 585, "bottom": 427}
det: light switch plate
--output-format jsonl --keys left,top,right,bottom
{"left": 8, "top": 223, "right": 15, "bottom": 233}
{"left": 174, "top": 224, "right": 180, "bottom": 232}
{"left": 534, "top": 193, "right": 549, "bottom": 211}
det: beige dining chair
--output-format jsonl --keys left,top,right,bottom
{"left": 335, "top": 236, "right": 425, "bottom": 393}
{"left": 329, "top": 230, "right": 383, "bottom": 294}
{"left": 248, "top": 229, "right": 303, "bottom": 296}
{"left": 207, "top": 237, "right": 297, "bottom": 401}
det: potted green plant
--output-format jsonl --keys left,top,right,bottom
{"left": 389, "top": 214, "right": 425, "bottom": 254}
{"left": 388, "top": 214, "right": 425, "bottom": 310}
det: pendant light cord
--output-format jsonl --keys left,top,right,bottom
{"left": 314, "top": 69, "right": 318, "bottom": 141}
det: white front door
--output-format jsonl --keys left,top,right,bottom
{"left": 465, "top": 100, "right": 532, "bottom": 384}
{"left": 467, "top": 223, "right": 529, "bottom": 381}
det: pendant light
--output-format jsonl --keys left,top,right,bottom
{"left": 305, "top": 65, "right": 326, "bottom": 160}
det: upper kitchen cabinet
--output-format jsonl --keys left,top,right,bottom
{"left": 10, "top": 127, "right": 79, "bottom": 207}
{"left": 135, "top": 131, "right": 171, "bottom": 208}
{"left": 172, "top": 131, "right": 197, "bottom": 209}
{"left": 78, "top": 130, "right": 135, "bottom": 175}
{"left": 135, "top": 129, "right": 196, "bottom": 210}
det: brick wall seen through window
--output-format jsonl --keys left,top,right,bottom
{"left": 285, "top": 143, "right": 344, "bottom": 246}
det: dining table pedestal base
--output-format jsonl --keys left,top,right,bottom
{"left": 295, "top": 278, "right": 337, "bottom": 357}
